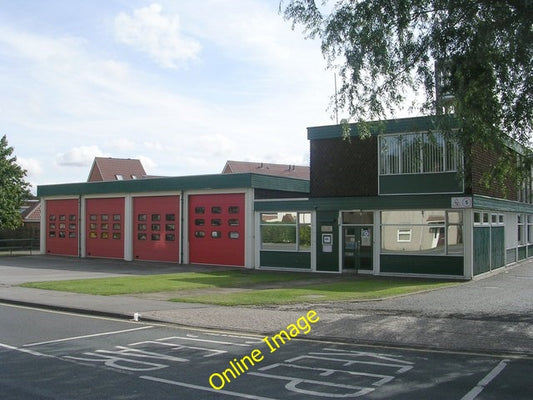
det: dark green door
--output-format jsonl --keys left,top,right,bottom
{"left": 343, "top": 226, "right": 373, "bottom": 271}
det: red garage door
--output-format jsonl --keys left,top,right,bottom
{"left": 46, "top": 199, "right": 79, "bottom": 256}
{"left": 133, "top": 196, "right": 180, "bottom": 262}
{"left": 86, "top": 198, "right": 124, "bottom": 259}
{"left": 188, "top": 193, "right": 245, "bottom": 266}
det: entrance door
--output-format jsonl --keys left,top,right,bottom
{"left": 343, "top": 226, "right": 373, "bottom": 271}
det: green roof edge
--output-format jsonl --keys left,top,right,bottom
{"left": 38, "top": 173, "right": 309, "bottom": 197}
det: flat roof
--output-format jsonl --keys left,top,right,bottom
{"left": 307, "top": 115, "right": 457, "bottom": 140}
{"left": 38, "top": 173, "right": 309, "bottom": 197}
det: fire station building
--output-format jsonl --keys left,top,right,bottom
{"left": 38, "top": 116, "right": 533, "bottom": 279}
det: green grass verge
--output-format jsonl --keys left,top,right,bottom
{"left": 21, "top": 269, "right": 459, "bottom": 305}
{"left": 19, "top": 270, "right": 318, "bottom": 296}
{"left": 171, "top": 280, "right": 458, "bottom": 306}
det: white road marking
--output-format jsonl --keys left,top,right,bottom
{"left": 248, "top": 371, "right": 374, "bottom": 398}
{"left": 141, "top": 375, "right": 280, "bottom": 400}
{"left": 24, "top": 325, "right": 154, "bottom": 347}
{"left": 460, "top": 359, "right": 510, "bottom": 400}
{"left": 153, "top": 335, "right": 250, "bottom": 347}
{"left": 260, "top": 362, "right": 395, "bottom": 386}
{"left": 0, "top": 342, "right": 55, "bottom": 358}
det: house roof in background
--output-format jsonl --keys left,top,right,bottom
{"left": 21, "top": 200, "right": 41, "bottom": 223}
{"left": 222, "top": 160, "right": 309, "bottom": 180}
{"left": 87, "top": 157, "right": 147, "bottom": 182}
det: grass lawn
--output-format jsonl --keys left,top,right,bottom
{"left": 171, "top": 280, "right": 457, "bottom": 306}
{"left": 20, "top": 269, "right": 459, "bottom": 305}
{"left": 19, "top": 270, "right": 318, "bottom": 296}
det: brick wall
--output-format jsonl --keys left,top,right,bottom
{"left": 310, "top": 136, "right": 378, "bottom": 197}
{"left": 469, "top": 143, "right": 518, "bottom": 201}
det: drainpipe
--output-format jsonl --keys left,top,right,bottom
{"left": 180, "top": 191, "right": 184, "bottom": 264}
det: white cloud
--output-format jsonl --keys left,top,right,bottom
{"left": 56, "top": 146, "right": 107, "bottom": 167}
{"left": 18, "top": 157, "right": 43, "bottom": 178}
{"left": 137, "top": 155, "right": 157, "bottom": 172}
{"left": 114, "top": 3, "right": 201, "bottom": 69}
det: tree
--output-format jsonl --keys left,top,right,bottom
{"left": 280, "top": 1, "right": 532, "bottom": 183}
{"left": 0, "top": 135, "right": 31, "bottom": 230}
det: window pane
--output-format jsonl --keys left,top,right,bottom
{"left": 261, "top": 225, "right": 296, "bottom": 251}
{"left": 422, "top": 133, "right": 444, "bottom": 172}
{"left": 447, "top": 211, "right": 463, "bottom": 224}
{"left": 166, "top": 214, "right": 175, "bottom": 221}
{"left": 382, "top": 225, "right": 445, "bottom": 255}
{"left": 401, "top": 134, "right": 421, "bottom": 174}
{"left": 382, "top": 210, "right": 445, "bottom": 225}
{"left": 342, "top": 211, "right": 373, "bottom": 224}
{"left": 298, "top": 224, "right": 311, "bottom": 249}
{"left": 261, "top": 212, "right": 296, "bottom": 224}
{"left": 447, "top": 225, "right": 464, "bottom": 255}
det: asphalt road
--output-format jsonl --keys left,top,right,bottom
{"left": 0, "top": 303, "right": 531, "bottom": 399}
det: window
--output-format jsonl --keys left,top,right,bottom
{"left": 211, "top": 219, "right": 222, "bottom": 226}
{"left": 195, "top": 207, "right": 205, "bottom": 214}
{"left": 166, "top": 214, "right": 175, "bottom": 221}
{"left": 527, "top": 214, "right": 533, "bottom": 243}
{"left": 397, "top": 229, "right": 412, "bottom": 242}
{"left": 381, "top": 210, "right": 463, "bottom": 255}
{"left": 211, "top": 231, "right": 221, "bottom": 238}
{"left": 195, "top": 231, "right": 205, "bottom": 238}
{"left": 138, "top": 214, "right": 147, "bottom": 221}
{"left": 379, "top": 132, "right": 462, "bottom": 175}
{"left": 195, "top": 219, "right": 205, "bottom": 226}
{"left": 165, "top": 234, "right": 175, "bottom": 241}
{"left": 260, "top": 212, "right": 311, "bottom": 252}
{"left": 211, "top": 206, "right": 222, "bottom": 214}
{"left": 518, "top": 214, "right": 525, "bottom": 245}
{"left": 151, "top": 214, "right": 161, "bottom": 221}
{"left": 229, "top": 206, "right": 239, "bottom": 214}
{"left": 228, "top": 219, "right": 239, "bottom": 226}
{"left": 115, "top": 174, "right": 124, "bottom": 180}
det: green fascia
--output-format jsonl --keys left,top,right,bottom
{"left": 472, "top": 195, "right": 533, "bottom": 213}
{"left": 307, "top": 115, "right": 457, "bottom": 140}
{"left": 38, "top": 173, "right": 309, "bottom": 198}
{"left": 255, "top": 194, "right": 457, "bottom": 212}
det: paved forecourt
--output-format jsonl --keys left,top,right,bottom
{"left": 1, "top": 304, "right": 531, "bottom": 399}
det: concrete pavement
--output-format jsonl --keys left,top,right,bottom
{"left": 0, "top": 255, "right": 531, "bottom": 356}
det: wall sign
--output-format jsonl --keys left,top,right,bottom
{"left": 451, "top": 197, "right": 472, "bottom": 209}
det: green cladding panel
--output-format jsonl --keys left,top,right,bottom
{"left": 316, "top": 210, "right": 340, "bottom": 272}
{"left": 490, "top": 227, "right": 505, "bottom": 269}
{"left": 259, "top": 251, "right": 311, "bottom": 269}
{"left": 379, "top": 173, "right": 463, "bottom": 194}
{"left": 473, "top": 227, "right": 491, "bottom": 275}
{"left": 380, "top": 255, "right": 464, "bottom": 275}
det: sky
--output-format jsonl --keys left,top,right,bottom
{"left": 0, "top": 0, "right": 343, "bottom": 192}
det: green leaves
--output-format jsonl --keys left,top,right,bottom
{"left": 0, "top": 135, "right": 31, "bottom": 230}
{"left": 281, "top": 0, "right": 533, "bottom": 190}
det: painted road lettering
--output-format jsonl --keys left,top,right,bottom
{"left": 208, "top": 309, "right": 320, "bottom": 390}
